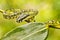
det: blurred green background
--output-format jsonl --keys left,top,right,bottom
{"left": 0, "top": 0, "right": 60, "bottom": 40}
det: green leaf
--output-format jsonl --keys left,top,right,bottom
{"left": 1, "top": 22, "right": 48, "bottom": 40}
